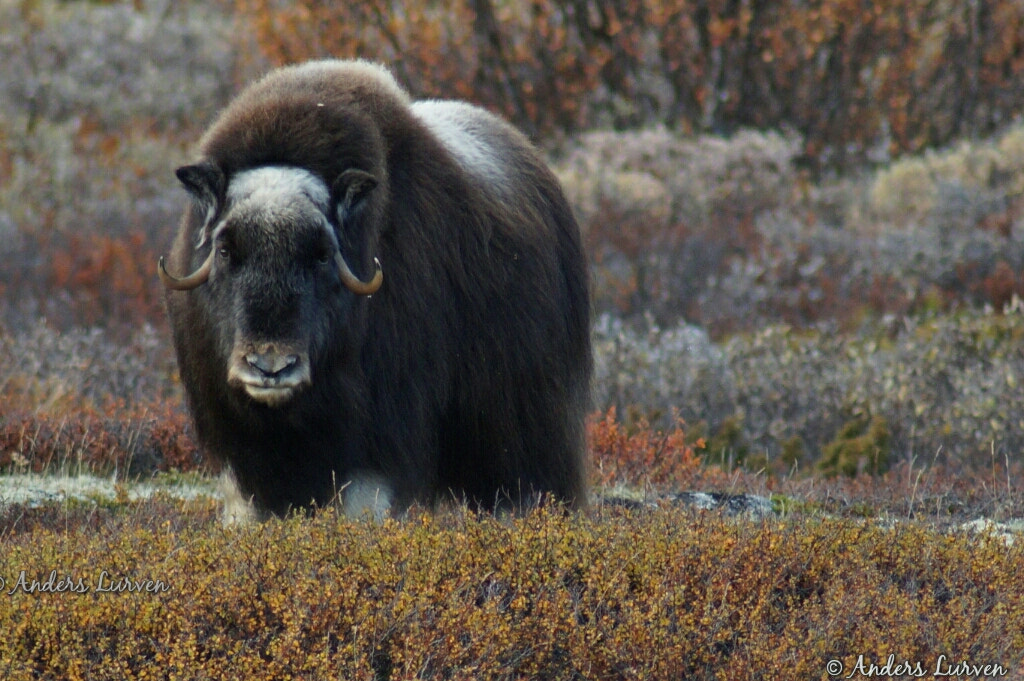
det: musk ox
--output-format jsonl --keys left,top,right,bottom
{"left": 159, "top": 60, "right": 592, "bottom": 521}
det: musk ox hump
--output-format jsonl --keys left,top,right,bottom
{"left": 411, "top": 100, "right": 509, "bottom": 186}
{"left": 193, "top": 59, "right": 407, "bottom": 188}
{"left": 281, "top": 58, "right": 411, "bottom": 104}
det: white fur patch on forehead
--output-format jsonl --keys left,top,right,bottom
{"left": 227, "top": 166, "right": 331, "bottom": 214}
{"left": 411, "top": 100, "right": 507, "bottom": 187}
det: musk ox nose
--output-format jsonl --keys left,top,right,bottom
{"left": 227, "top": 344, "right": 312, "bottom": 407}
{"left": 245, "top": 352, "right": 299, "bottom": 378}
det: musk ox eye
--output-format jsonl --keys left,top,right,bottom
{"left": 217, "top": 246, "right": 230, "bottom": 260}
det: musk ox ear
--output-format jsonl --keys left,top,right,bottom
{"left": 333, "top": 168, "right": 379, "bottom": 222}
{"left": 176, "top": 161, "right": 226, "bottom": 224}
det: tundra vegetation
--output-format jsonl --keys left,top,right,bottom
{"left": 1, "top": 1, "right": 1023, "bottom": 678}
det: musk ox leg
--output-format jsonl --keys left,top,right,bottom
{"left": 342, "top": 473, "right": 393, "bottom": 522}
{"left": 218, "top": 468, "right": 263, "bottom": 526}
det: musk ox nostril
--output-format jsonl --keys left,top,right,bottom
{"left": 245, "top": 352, "right": 299, "bottom": 378}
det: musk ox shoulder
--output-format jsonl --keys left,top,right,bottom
{"left": 160, "top": 59, "right": 592, "bottom": 521}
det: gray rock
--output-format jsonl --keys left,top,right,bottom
{"left": 597, "top": 490, "right": 776, "bottom": 519}
{"left": 670, "top": 492, "right": 776, "bottom": 519}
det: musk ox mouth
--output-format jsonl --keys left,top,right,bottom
{"left": 226, "top": 344, "right": 312, "bottom": 407}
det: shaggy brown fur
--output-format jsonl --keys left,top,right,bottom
{"left": 163, "top": 60, "right": 591, "bottom": 518}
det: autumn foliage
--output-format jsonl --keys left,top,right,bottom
{"left": 47, "top": 233, "right": 165, "bottom": 330}
{"left": 588, "top": 407, "right": 705, "bottom": 490}
{"left": 0, "top": 399, "right": 203, "bottom": 477}
{"left": 3, "top": 0, "right": 1024, "bottom": 482}
{"left": 236, "top": 0, "right": 1024, "bottom": 165}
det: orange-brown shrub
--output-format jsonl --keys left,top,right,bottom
{"left": 234, "top": 0, "right": 1024, "bottom": 166}
{"left": 233, "top": 0, "right": 613, "bottom": 139}
{"left": 0, "top": 400, "right": 203, "bottom": 476}
{"left": 588, "top": 407, "right": 705, "bottom": 490}
{"left": 0, "top": 110, "right": 188, "bottom": 334}
{"left": 47, "top": 232, "right": 166, "bottom": 330}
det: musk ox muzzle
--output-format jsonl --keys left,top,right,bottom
{"left": 226, "top": 342, "right": 312, "bottom": 407}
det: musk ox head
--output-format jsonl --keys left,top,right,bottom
{"left": 159, "top": 162, "right": 382, "bottom": 408}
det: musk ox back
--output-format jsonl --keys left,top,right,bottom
{"left": 160, "top": 59, "right": 591, "bottom": 521}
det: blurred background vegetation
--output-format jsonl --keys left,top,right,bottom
{"left": 2, "top": 0, "right": 1024, "bottom": 487}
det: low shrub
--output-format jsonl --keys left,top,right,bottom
{"left": 588, "top": 407, "right": 704, "bottom": 491}
{"left": 0, "top": 319, "right": 178, "bottom": 408}
{"left": 0, "top": 402, "right": 202, "bottom": 478}
{"left": 0, "top": 505, "right": 1020, "bottom": 680}
{"left": 555, "top": 123, "right": 1024, "bottom": 329}
{"left": 0, "top": 0, "right": 233, "bottom": 334}
{"left": 6, "top": 306, "right": 1024, "bottom": 482}
{"left": 817, "top": 414, "right": 892, "bottom": 478}
{"left": 555, "top": 127, "right": 799, "bottom": 321}
{"left": 0, "top": 319, "right": 196, "bottom": 476}
{"left": 594, "top": 308, "right": 1024, "bottom": 476}
{"left": 0, "top": 0, "right": 235, "bottom": 130}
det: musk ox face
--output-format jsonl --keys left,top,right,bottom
{"left": 161, "top": 163, "right": 382, "bottom": 408}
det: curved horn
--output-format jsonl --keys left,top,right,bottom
{"left": 158, "top": 250, "right": 214, "bottom": 291}
{"left": 335, "top": 253, "right": 383, "bottom": 295}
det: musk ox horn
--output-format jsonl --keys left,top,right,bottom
{"left": 158, "top": 250, "right": 214, "bottom": 290}
{"left": 336, "top": 253, "right": 383, "bottom": 295}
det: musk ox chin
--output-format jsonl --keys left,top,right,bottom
{"left": 160, "top": 59, "right": 592, "bottom": 523}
